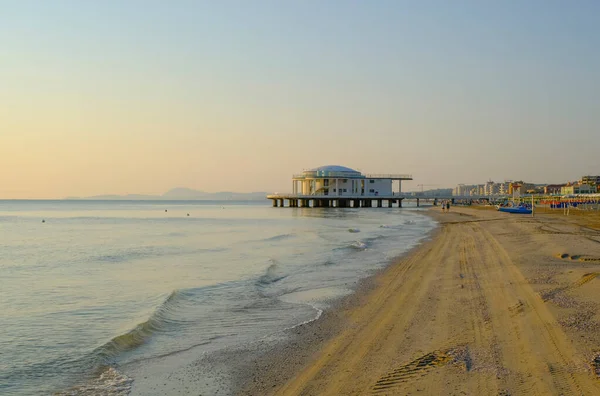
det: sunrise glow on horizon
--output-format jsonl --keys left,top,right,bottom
{"left": 2, "top": 1, "right": 599, "bottom": 199}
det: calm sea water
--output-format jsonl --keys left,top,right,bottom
{"left": 0, "top": 200, "right": 436, "bottom": 395}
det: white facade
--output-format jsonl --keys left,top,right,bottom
{"left": 292, "top": 165, "right": 407, "bottom": 197}
{"left": 483, "top": 181, "right": 500, "bottom": 196}
{"left": 498, "top": 182, "right": 510, "bottom": 195}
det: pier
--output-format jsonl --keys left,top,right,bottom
{"left": 265, "top": 194, "right": 484, "bottom": 209}
{"left": 267, "top": 194, "right": 406, "bottom": 208}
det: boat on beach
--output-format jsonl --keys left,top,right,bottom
{"left": 498, "top": 206, "right": 532, "bottom": 214}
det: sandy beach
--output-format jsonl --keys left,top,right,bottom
{"left": 239, "top": 206, "right": 600, "bottom": 395}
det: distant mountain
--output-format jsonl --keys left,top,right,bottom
{"left": 162, "top": 187, "right": 208, "bottom": 199}
{"left": 67, "top": 188, "right": 268, "bottom": 201}
{"left": 162, "top": 188, "right": 267, "bottom": 200}
{"left": 67, "top": 194, "right": 161, "bottom": 200}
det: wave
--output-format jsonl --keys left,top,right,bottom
{"left": 404, "top": 220, "right": 416, "bottom": 225}
{"left": 262, "top": 233, "right": 295, "bottom": 242}
{"left": 78, "top": 284, "right": 236, "bottom": 391}
{"left": 95, "top": 290, "right": 186, "bottom": 361}
{"left": 285, "top": 303, "right": 323, "bottom": 330}
{"left": 92, "top": 281, "right": 251, "bottom": 365}
{"left": 331, "top": 238, "right": 375, "bottom": 253}
{"left": 351, "top": 241, "right": 368, "bottom": 250}
{"left": 257, "top": 260, "right": 288, "bottom": 286}
{"left": 93, "top": 246, "right": 225, "bottom": 263}
{"left": 379, "top": 224, "right": 402, "bottom": 229}
{"left": 54, "top": 366, "right": 133, "bottom": 396}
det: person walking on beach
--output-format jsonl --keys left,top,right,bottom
{"left": 441, "top": 201, "right": 445, "bottom": 213}
{"left": 446, "top": 202, "right": 450, "bottom": 212}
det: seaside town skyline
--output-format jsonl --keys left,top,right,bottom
{"left": 409, "top": 174, "right": 600, "bottom": 198}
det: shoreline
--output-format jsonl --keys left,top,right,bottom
{"left": 121, "top": 208, "right": 436, "bottom": 396}
{"left": 237, "top": 206, "right": 600, "bottom": 395}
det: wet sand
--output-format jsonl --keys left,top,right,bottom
{"left": 238, "top": 206, "right": 600, "bottom": 395}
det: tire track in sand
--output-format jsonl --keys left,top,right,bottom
{"left": 369, "top": 225, "right": 475, "bottom": 395}
{"left": 459, "top": 224, "right": 505, "bottom": 396}
{"left": 371, "top": 349, "right": 453, "bottom": 393}
{"left": 476, "top": 223, "right": 600, "bottom": 395}
{"left": 540, "top": 272, "right": 599, "bottom": 302}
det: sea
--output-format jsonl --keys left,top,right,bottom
{"left": 0, "top": 200, "right": 437, "bottom": 395}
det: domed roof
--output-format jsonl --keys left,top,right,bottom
{"left": 309, "top": 165, "right": 359, "bottom": 173}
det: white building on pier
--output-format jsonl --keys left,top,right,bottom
{"left": 268, "top": 165, "right": 412, "bottom": 208}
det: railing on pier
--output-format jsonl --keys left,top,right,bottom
{"left": 292, "top": 172, "right": 362, "bottom": 179}
{"left": 364, "top": 174, "right": 412, "bottom": 180}
{"left": 267, "top": 192, "right": 409, "bottom": 199}
{"left": 292, "top": 173, "right": 412, "bottom": 180}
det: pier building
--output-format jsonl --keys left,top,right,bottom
{"left": 267, "top": 165, "right": 412, "bottom": 208}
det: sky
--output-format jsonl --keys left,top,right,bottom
{"left": 1, "top": 1, "right": 599, "bottom": 198}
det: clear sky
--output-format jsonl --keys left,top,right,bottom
{"left": 1, "top": 1, "right": 599, "bottom": 198}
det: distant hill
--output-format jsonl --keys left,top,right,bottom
{"left": 162, "top": 188, "right": 268, "bottom": 200}
{"left": 69, "top": 194, "right": 161, "bottom": 200}
{"left": 67, "top": 188, "right": 268, "bottom": 201}
{"left": 162, "top": 187, "right": 208, "bottom": 199}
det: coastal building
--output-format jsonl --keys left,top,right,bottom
{"left": 531, "top": 185, "right": 546, "bottom": 194}
{"left": 453, "top": 184, "right": 470, "bottom": 197}
{"left": 561, "top": 183, "right": 596, "bottom": 195}
{"left": 508, "top": 182, "right": 535, "bottom": 196}
{"left": 581, "top": 175, "right": 600, "bottom": 186}
{"left": 498, "top": 182, "right": 510, "bottom": 196}
{"left": 453, "top": 184, "right": 483, "bottom": 197}
{"left": 292, "top": 165, "right": 393, "bottom": 196}
{"left": 522, "top": 183, "right": 535, "bottom": 193}
{"left": 450, "top": 180, "right": 550, "bottom": 197}
{"left": 544, "top": 184, "right": 566, "bottom": 195}
{"left": 268, "top": 165, "right": 412, "bottom": 208}
{"left": 484, "top": 181, "right": 500, "bottom": 196}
